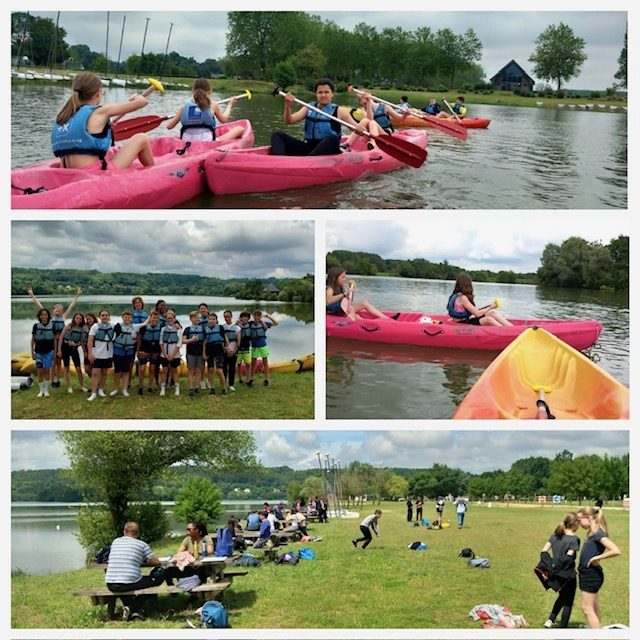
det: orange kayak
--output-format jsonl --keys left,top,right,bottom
{"left": 399, "top": 115, "right": 490, "bottom": 129}
{"left": 453, "top": 327, "right": 629, "bottom": 420}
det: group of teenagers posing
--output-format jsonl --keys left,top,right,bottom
{"left": 326, "top": 267, "right": 513, "bottom": 326}
{"left": 52, "top": 71, "right": 465, "bottom": 172}
{"left": 28, "top": 288, "right": 277, "bottom": 400}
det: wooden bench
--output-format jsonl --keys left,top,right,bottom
{"left": 222, "top": 568, "right": 250, "bottom": 582}
{"left": 73, "top": 580, "right": 231, "bottom": 619}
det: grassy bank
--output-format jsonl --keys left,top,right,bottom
{"left": 11, "top": 371, "right": 313, "bottom": 419}
{"left": 12, "top": 500, "right": 629, "bottom": 629}
{"left": 11, "top": 69, "right": 628, "bottom": 111}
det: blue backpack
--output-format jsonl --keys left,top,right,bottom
{"left": 298, "top": 547, "right": 316, "bottom": 560}
{"left": 215, "top": 527, "right": 234, "bottom": 557}
{"left": 233, "top": 552, "right": 261, "bottom": 567}
{"left": 201, "top": 600, "right": 230, "bottom": 628}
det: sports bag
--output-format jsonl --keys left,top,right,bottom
{"left": 298, "top": 547, "right": 316, "bottom": 560}
{"left": 200, "top": 600, "right": 230, "bottom": 628}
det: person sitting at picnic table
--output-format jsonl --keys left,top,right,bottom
{"left": 273, "top": 502, "right": 285, "bottom": 521}
{"left": 104, "top": 521, "right": 161, "bottom": 622}
{"left": 295, "top": 509, "right": 310, "bottom": 537}
{"left": 164, "top": 521, "right": 214, "bottom": 585}
{"left": 246, "top": 509, "right": 261, "bottom": 531}
{"left": 253, "top": 512, "right": 273, "bottom": 549}
{"left": 283, "top": 509, "right": 299, "bottom": 533}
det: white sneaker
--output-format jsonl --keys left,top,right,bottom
{"left": 159, "top": 385, "right": 166, "bottom": 397}
{"left": 109, "top": 390, "right": 119, "bottom": 397}
{"left": 80, "top": 386, "right": 88, "bottom": 392}
{"left": 68, "top": 387, "right": 74, "bottom": 394}
{"left": 97, "top": 389, "right": 106, "bottom": 398}
{"left": 122, "top": 389, "right": 130, "bottom": 397}
{"left": 43, "top": 387, "right": 50, "bottom": 397}
{"left": 37, "top": 389, "right": 44, "bottom": 398}
{"left": 544, "top": 620, "right": 554, "bottom": 629}
{"left": 88, "top": 393, "right": 97, "bottom": 402}
{"left": 175, "top": 385, "right": 180, "bottom": 396}
{"left": 200, "top": 381, "right": 207, "bottom": 390}
{"left": 229, "top": 385, "right": 236, "bottom": 392}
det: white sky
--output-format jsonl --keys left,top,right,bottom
{"left": 11, "top": 220, "right": 314, "bottom": 278}
{"left": 21, "top": 10, "right": 627, "bottom": 90}
{"left": 326, "top": 217, "right": 629, "bottom": 273}
{"left": 12, "top": 430, "right": 629, "bottom": 474}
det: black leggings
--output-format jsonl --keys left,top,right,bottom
{"left": 223, "top": 353, "right": 237, "bottom": 386}
{"left": 354, "top": 525, "right": 373, "bottom": 548}
{"left": 270, "top": 131, "right": 341, "bottom": 156}
{"left": 549, "top": 577, "right": 577, "bottom": 627}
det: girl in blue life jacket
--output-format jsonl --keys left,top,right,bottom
{"left": 447, "top": 273, "right": 513, "bottom": 326}
{"left": 28, "top": 286, "right": 82, "bottom": 389}
{"left": 271, "top": 78, "right": 366, "bottom": 156}
{"left": 166, "top": 77, "right": 244, "bottom": 142}
{"left": 58, "top": 312, "right": 88, "bottom": 394}
{"left": 326, "top": 267, "right": 388, "bottom": 320}
{"left": 31, "top": 308, "right": 55, "bottom": 398}
{"left": 52, "top": 71, "right": 153, "bottom": 170}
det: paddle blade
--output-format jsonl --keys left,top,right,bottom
{"left": 340, "top": 297, "right": 356, "bottom": 321}
{"left": 112, "top": 114, "right": 169, "bottom": 141}
{"left": 422, "top": 115, "right": 468, "bottom": 141}
{"left": 375, "top": 134, "right": 427, "bottom": 168}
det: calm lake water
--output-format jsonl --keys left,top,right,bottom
{"left": 326, "top": 276, "right": 629, "bottom": 420}
{"left": 11, "top": 500, "right": 282, "bottom": 575}
{"left": 11, "top": 294, "right": 314, "bottom": 362}
{"left": 11, "top": 84, "right": 627, "bottom": 209}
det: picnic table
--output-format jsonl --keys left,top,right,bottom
{"left": 240, "top": 529, "right": 300, "bottom": 543}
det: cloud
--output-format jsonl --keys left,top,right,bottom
{"left": 11, "top": 432, "right": 68, "bottom": 470}
{"left": 11, "top": 220, "right": 314, "bottom": 278}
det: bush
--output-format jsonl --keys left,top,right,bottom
{"left": 555, "top": 90, "right": 565, "bottom": 99}
{"left": 590, "top": 91, "right": 602, "bottom": 99}
{"left": 173, "top": 476, "right": 223, "bottom": 527}
{"left": 76, "top": 502, "right": 170, "bottom": 555}
{"left": 272, "top": 61, "right": 297, "bottom": 91}
{"left": 335, "top": 81, "right": 348, "bottom": 94}
{"left": 483, "top": 89, "right": 494, "bottom": 95}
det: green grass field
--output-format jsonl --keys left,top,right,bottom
{"left": 11, "top": 371, "right": 313, "bottom": 419}
{"left": 11, "top": 500, "right": 628, "bottom": 629}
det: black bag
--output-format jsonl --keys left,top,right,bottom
{"left": 149, "top": 566, "right": 167, "bottom": 584}
{"left": 95, "top": 545, "right": 111, "bottom": 563}
{"left": 458, "top": 547, "right": 475, "bottom": 558}
{"left": 409, "top": 541, "right": 422, "bottom": 550}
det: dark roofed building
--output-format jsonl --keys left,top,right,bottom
{"left": 490, "top": 59, "right": 535, "bottom": 92}
{"left": 263, "top": 283, "right": 280, "bottom": 296}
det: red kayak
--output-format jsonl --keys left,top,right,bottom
{"left": 11, "top": 120, "right": 254, "bottom": 209}
{"left": 326, "top": 311, "right": 602, "bottom": 352}
{"left": 400, "top": 115, "right": 490, "bottom": 129}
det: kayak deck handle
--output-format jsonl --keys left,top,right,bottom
{"left": 421, "top": 329, "right": 445, "bottom": 337}
{"left": 176, "top": 142, "right": 192, "bottom": 156}
{"left": 360, "top": 325, "right": 382, "bottom": 333}
{"left": 12, "top": 184, "right": 47, "bottom": 195}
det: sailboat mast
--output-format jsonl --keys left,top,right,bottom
{"left": 115, "top": 15, "right": 126, "bottom": 79}
{"left": 136, "top": 17, "right": 150, "bottom": 79}
{"left": 105, "top": 11, "right": 110, "bottom": 76}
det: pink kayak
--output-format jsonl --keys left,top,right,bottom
{"left": 11, "top": 120, "right": 254, "bottom": 209}
{"left": 326, "top": 311, "right": 602, "bottom": 351}
{"left": 204, "top": 129, "right": 428, "bottom": 195}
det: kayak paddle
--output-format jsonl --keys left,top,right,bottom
{"left": 443, "top": 98, "right": 464, "bottom": 124}
{"left": 112, "top": 89, "right": 252, "bottom": 141}
{"left": 340, "top": 281, "right": 357, "bottom": 321}
{"left": 111, "top": 77, "right": 165, "bottom": 125}
{"left": 533, "top": 384, "right": 556, "bottom": 419}
{"left": 272, "top": 87, "right": 427, "bottom": 168}
{"left": 348, "top": 85, "right": 467, "bottom": 141}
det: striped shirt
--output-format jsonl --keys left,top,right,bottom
{"left": 104, "top": 536, "right": 154, "bottom": 584}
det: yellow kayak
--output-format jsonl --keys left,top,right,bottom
{"left": 11, "top": 352, "right": 314, "bottom": 376}
{"left": 453, "top": 327, "right": 629, "bottom": 420}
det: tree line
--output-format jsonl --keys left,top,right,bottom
{"left": 12, "top": 268, "right": 314, "bottom": 302}
{"left": 329, "top": 235, "right": 629, "bottom": 291}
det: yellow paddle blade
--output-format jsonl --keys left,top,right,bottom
{"left": 494, "top": 298, "right": 501, "bottom": 308}
{"left": 532, "top": 385, "right": 553, "bottom": 394}
{"left": 147, "top": 77, "right": 165, "bottom": 93}
{"left": 245, "top": 89, "right": 252, "bottom": 101}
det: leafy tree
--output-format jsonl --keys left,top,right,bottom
{"left": 408, "top": 471, "right": 437, "bottom": 498}
{"left": 301, "top": 474, "right": 323, "bottom": 499}
{"left": 59, "top": 431, "right": 256, "bottom": 536}
{"left": 607, "top": 235, "right": 629, "bottom": 289}
{"left": 288, "top": 44, "right": 327, "bottom": 87}
{"left": 528, "top": 23, "right": 587, "bottom": 92}
{"left": 173, "top": 476, "right": 223, "bottom": 526}
{"left": 286, "top": 480, "right": 304, "bottom": 504}
{"left": 614, "top": 30, "right": 627, "bottom": 88}
{"left": 386, "top": 474, "right": 409, "bottom": 500}
{"left": 272, "top": 60, "right": 297, "bottom": 91}
{"left": 11, "top": 13, "right": 69, "bottom": 66}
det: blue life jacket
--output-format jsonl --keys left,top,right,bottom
{"left": 140, "top": 323, "right": 162, "bottom": 346}
{"left": 180, "top": 99, "right": 217, "bottom": 138}
{"left": 238, "top": 324, "right": 252, "bottom": 351}
{"left": 161, "top": 325, "right": 180, "bottom": 345}
{"left": 424, "top": 103, "right": 441, "bottom": 115}
{"left": 205, "top": 324, "right": 224, "bottom": 344}
{"left": 132, "top": 310, "right": 148, "bottom": 325}
{"left": 63, "top": 325, "right": 83, "bottom": 344}
{"left": 94, "top": 322, "right": 115, "bottom": 343}
{"left": 453, "top": 102, "right": 467, "bottom": 115}
{"left": 447, "top": 293, "right": 470, "bottom": 319}
{"left": 81, "top": 325, "right": 90, "bottom": 346}
{"left": 215, "top": 527, "right": 234, "bottom": 557}
{"left": 33, "top": 322, "right": 55, "bottom": 343}
{"left": 51, "top": 105, "right": 112, "bottom": 165}
{"left": 198, "top": 314, "right": 210, "bottom": 330}
{"left": 304, "top": 102, "right": 341, "bottom": 141}
{"left": 113, "top": 323, "right": 136, "bottom": 355}
{"left": 184, "top": 325, "right": 204, "bottom": 355}
{"left": 373, "top": 103, "right": 392, "bottom": 131}
{"left": 223, "top": 323, "right": 238, "bottom": 343}
{"left": 51, "top": 315, "right": 66, "bottom": 333}
{"left": 250, "top": 320, "right": 271, "bottom": 348}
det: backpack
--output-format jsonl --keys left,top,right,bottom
{"left": 422, "top": 518, "right": 430, "bottom": 527}
{"left": 233, "top": 552, "right": 261, "bottom": 567}
{"left": 459, "top": 548, "right": 475, "bottom": 559}
{"left": 177, "top": 574, "right": 201, "bottom": 591}
{"left": 408, "top": 541, "right": 427, "bottom": 551}
{"left": 95, "top": 545, "right": 110, "bottom": 564}
{"left": 215, "top": 527, "right": 234, "bottom": 557}
{"left": 275, "top": 551, "right": 299, "bottom": 565}
{"left": 468, "top": 557, "right": 491, "bottom": 568}
{"left": 298, "top": 547, "right": 316, "bottom": 560}
{"left": 200, "top": 600, "right": 230, "bottom": 628}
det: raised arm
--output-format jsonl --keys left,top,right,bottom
{"left": 264, "top": 313, "right": 279, "bottom": 327}
{"left": 64, "top": 287, "right": 82, "bottom": 318}
{"left": 28, "top": 287, "right": 44, "bottom": 310}
{"left": 213, "top": 97, "right": 237, "bottom": 124}
{"left": 283, "top": 93, "right": 308, "bottom": 124}
{"left": 166, "top": 106, "right": 185, "bottom": 131}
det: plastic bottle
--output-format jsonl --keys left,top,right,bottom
{"left": 201, "top": 541, "right": 207, "bottom": 558}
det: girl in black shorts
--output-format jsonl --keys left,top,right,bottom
{"left": 576, "top": 506, "right": 621, "bottom": 628}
